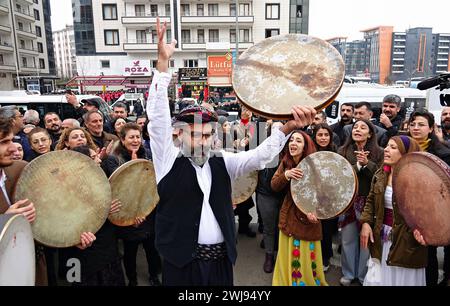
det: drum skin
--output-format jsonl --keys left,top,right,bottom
{"left": 108, "top": 159, "right": 159, "bottom": 226}
{"left": 232, "top": 171, "right": 258, "bottom": 205}
{"left": 291, "top": 152, "right": 357, "bottom": 219}
{"left": 0, "top": 214, "right": 35, "bottom": 286}
{"left": 14, "top": 151, "right": 111, "bottom": 248}
{"left": 232, "top": 34, "right": 345, "bottom": 119}
{"left": 393, "top": 152, "right": 450, "bottom": 246}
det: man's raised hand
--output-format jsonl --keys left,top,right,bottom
{"left": 156, "top": 17, "right": 177, "bottom": 72}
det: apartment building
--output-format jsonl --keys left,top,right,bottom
{"left": 71, "top": 0, "right": 308, "bottom": 94}
{"left": 53, "top": 25, "right": 77, "bottom": 80}
{"left": 0, "top": 0, "right": 56, "bottom": 91}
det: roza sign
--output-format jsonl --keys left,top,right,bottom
{"left": 124, "top": 61, "right": 150, "bottom": 76}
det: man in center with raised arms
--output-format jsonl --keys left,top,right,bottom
{"left": 147, "top": 18, "right": 317, "bottom": 286}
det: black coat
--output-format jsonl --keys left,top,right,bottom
{"left": 101, "top": 144, "right": 155, "bottom": 241}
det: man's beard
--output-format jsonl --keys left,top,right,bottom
{"left": 342, "top": 115, "right": 352, "bottom": 123}
{"left": 181, "top": 144, "right": 211, "bottom": 167}
{"left": 442, "top": 120, "right": 450, "bottom": 130}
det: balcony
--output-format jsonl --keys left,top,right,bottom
{"left": 19, "top": 46, "right": 39, "bottom": 55}
{"left": 0, "top": 63, "right": 15, "bottom": 72}
{"left": 14, "top": 8, "right": 35, "bottom": 22}
{"left": 0, "top": 4, "right": 9, "bottom": 15}
{"left": 121, "top": 15, "right": 170, "bottom": 27}
{"left": 182, "top": 42, "right": 207, "bottom": 50}
{"left": 0, "top": 42, "right": 13, "bottom": 52}
{"left": 0, "top": 24, "right": 11, "bottom": 33}
{"left": 16, "top": 28, "right": 36, "bottom": 39}
{"left": 181, "top": 15, "right": 254, "bottom": 25}
{"left": 123, "top": 40, "right": 157, "bottom": 52}
{"left": 21, "top": 64, "right": 37, "bottom": 72}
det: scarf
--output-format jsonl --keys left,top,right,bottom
{"left": 418, "top": 139, "right": 431, "bottom": 152}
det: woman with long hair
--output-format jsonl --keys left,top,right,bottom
{"left": 338, "top": 119, "right": 384, "bottom": 286}
{"left": 271, "top": 130, "right": 327, "bottom": 286}
{"left": 312, "top": 123, "right": 338, "bottom": 271}
{"left": 360, "top": 136, "right": 427, "bottom": 286}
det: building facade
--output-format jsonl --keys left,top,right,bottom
{"left": 0, "top": 0, "right": 56, "bottom": 92}
{"left": 71, "top": 0, "right": 309, "bottom": 96}
{"left": 53, "top": 25, "right": 77, "bottom": 80}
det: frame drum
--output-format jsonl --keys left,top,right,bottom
{"left": 393, "top": 152, "right": 450, "bottom": 246}
{"left": 291, "top": 151, "right": 357, "bottom": 219}
{"left": 0, "top": 214, "right": 35, "bottom": 285}
{"left": 232, "top": 171, "right": 258, "bottom": 205}
{"left": 108, "top": 159, "right": 159, "bottom": 226}
{"left": 14, "top": 151, "right": 112, "bottom": 248}
{"left": 232, "top": 34, "right": 345, "bottom": 119}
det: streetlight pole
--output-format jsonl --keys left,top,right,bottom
{"left": 235, "top": 0, "right": 239, "bottom": 61}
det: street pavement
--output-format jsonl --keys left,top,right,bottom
{"left": 135, "top": 206, "right": 446, "bottom": 287}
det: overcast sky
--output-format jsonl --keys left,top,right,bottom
{"left": 50, "top": 0, "right": 450, "bottom": 40}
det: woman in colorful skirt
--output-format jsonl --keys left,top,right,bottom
{"left": 271, "top": 130, "right": 328, "bottom": 286}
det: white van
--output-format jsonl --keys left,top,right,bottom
{"left": 326, "top": 83, "right": 427, "bottom": 125}
{"left": 0, "top": 94, "right": 112, "bottom": 121}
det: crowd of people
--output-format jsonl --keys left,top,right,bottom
{"left": 1, "top": 18, "right": 449, "bottom": 287}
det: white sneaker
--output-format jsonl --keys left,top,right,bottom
{"left": 340, "top": 277, "right": 352, "bottom": 286}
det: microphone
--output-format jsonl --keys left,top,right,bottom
{"left": 417, "top": 73, "right": 450, "bottom": 90}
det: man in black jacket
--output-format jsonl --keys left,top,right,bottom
{"left": 330, "top": 103, "right": 354, "bottom": 145}
{"left": 374, "top": 94, "right": 404, "bottom": 146}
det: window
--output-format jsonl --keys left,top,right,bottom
{"left": 37, "top": 42, "right": 43, "bottom": 53}
{"left": 18, "top": 22, "right": 23, "bottom": 31}
{"left": 183, "top": 59, "right": 198, "bottom": 67}
{"left": 197, "top": 4, "right": 204, "bottom": 16}
{"left": 169, "top": 60, "right": 175, "bottom": 68}
{"left": 239, "top": 3, "right": 250, "bottom": 16}
{"left": 230, "top": 29, "right": 236, "bottom": 43}
{"left": 101, "top": 60, "right": 110, "bottom": 68}
{"left": 165, "top": 4, "right": 170, "bottom": 16}
{"left": 167, "top": 29, "right": 172, "bottom": 43}
{"left": 151, "top": 60, "right": 158, "bottom": 68}
{"left": 296, "top": 5, "right": 302, "bottom": 18}
{"left": 208, "top": 4, "right": 218, "bottom": 16}
{"left": 104, "top": 30, "right": 119, "bottom": 45}
{"left": 34, "top": 9, "right": 40, "bottom": 20}
{"left": 230, "top": 4, "right": 236, "bottom": 16}
{"left": 39, "top": 58, "right": 45, "bottom": 69}
{"left": 265, "top": 28, "right": 280, "bottom": 38}
{"left": 35, "top": 26, "right": 42, "bottom": 37}
{"left": 151, "top": 30, "right": 157, "bottom": 44}
{"left": 266, "top": 4, "right": 280, "bottom": 20}
{"left": 181, "top": 4, "right": 190, "bottom": 16}
{"left": 135, "top": 5, "right": 145, "bottom": 17}
{"left": 136, "top": 30, "right": 147, "bottom": 43}
{"left": 150, "top": 5, "right": 158, "bottom": 17}
{"left": 181, "top": 30, "right": 190, "bottom": 43}
{"left": 198, "top": 29, "right": 205, "bottom": 43}
{"left": 22, "top": 57, "right": 27, "bottom": 67}
{"left": 0, "top": 54, "right": 3, "bottom": 65}
{"left": 20, "top": 40, "right": 25, "bottom": 49}
{"left": 240, "top": 29, "right": 250, "bottom": 42}
{"left": 209, "top": 29, "right": 219, "bottom": 42}
{"left": 102, "top": 4, "right": 117, "bottom": 20}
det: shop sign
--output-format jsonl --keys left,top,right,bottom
{"left": 208, "top": 54, "right": 232, "bottom": 77}
{"left": 124, "top": 60, "right": 152, "bottom": 76}
{"left": 178, "top": 68, "right": 208, "bottom": 82}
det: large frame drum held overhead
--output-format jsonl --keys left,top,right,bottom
{"left": 13, "top": 151, "right": 112, "bottom": 248}
{"left": 108, "top": 159, "right": 159, "bottom": 226}
{"left": 291, "top": 151, "right": 357, "bottom": 219}
{"left": 0, "top": 214, "right": 35, "bottom": 286}
{"left": 393, "top": 152, "right": 450, "bottom": 246}
{"left": 232, "top": 34, "right": 345, "bottom": 119}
